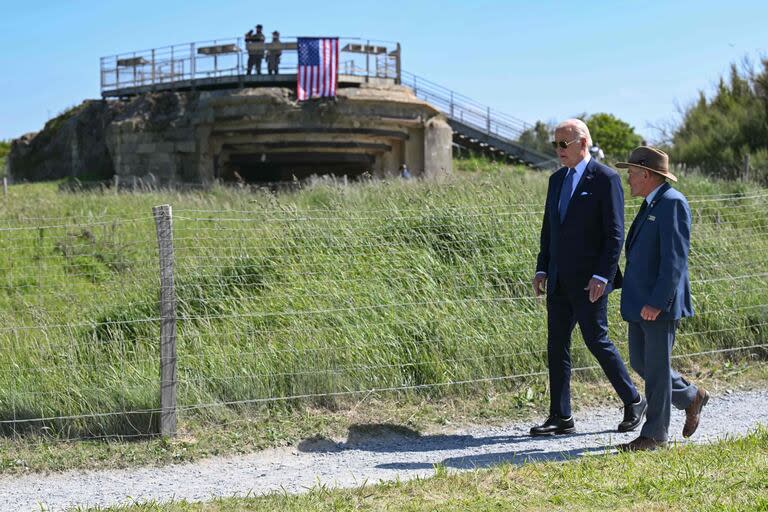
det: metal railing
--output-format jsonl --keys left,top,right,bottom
{"left": 100, "top": 36, "right": 401, "bottom": 93}
{"left": 400, "top": 70, "right": 533, "bottom": 141}
{"left": 99, "top": 36, "right": 555, "bottom": 165}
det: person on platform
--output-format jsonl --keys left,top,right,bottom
{"left": 267, "top": 31, "right": 282, "bottom": 75}
{"left": 245, "top": 24, "right": 265, "bottom": 75}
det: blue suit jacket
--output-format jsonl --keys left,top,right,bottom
{"left": 536, "top": 158, "right": 624, "bottom": 294}
{"left": 620, "top": 183, "right": 694, "bottom": 322}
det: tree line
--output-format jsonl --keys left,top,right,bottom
{"left": 0, "top": 141, "right": 10, "bottom": 178}
{"left": 516, "top": 57, "right": 768, "bottom": 185}
{"left": 670, "top": 59, "right": 768, "bottom": 184}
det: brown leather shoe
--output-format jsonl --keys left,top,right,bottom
{"left": 683, "top": 388, "right": 710, "bottom": 438}
{"left": 617, "top": 436, "right": 668, "bottom": 452}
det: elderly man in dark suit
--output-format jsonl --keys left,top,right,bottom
{"left": 616, "top": 146, "right": 709, "bottom": 451}
{"left": 531, "top": 119, "right": 646, "bottom": 436}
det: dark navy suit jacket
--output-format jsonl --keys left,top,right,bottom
{"left": 536, "top": 158, "right": 625, "bottom": 294}
{"left": 620, "top": 183, "right": 694, "bottom": 322}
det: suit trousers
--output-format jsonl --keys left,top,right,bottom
{"left": 546, "top": 280, "right": 639, "bottom": 418}
{"left": 627, "top": 320, "right": 698, "bottom": 442}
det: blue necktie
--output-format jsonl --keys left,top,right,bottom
{"left": 559, "top": 168, "right": 575, "bottom": 223}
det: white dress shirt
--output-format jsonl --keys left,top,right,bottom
{"left": 537, "top": 155, "right": 608, "bottom": 284}
{"left": 645, "top": 183, "right": 665, "bottom": 205}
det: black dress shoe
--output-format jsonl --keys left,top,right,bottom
{"left": 530, "top": 415, "right": 575, "bottom": 436}
{"left": 618, "top": 396, "right": 647, "bottom": 432}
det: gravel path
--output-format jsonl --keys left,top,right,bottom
{"left": 1, "top": 388, "right": 766, "bottom": 511}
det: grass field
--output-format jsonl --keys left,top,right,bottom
{"left": 80, "top": 426, "right": 768, "bottom": 511}
{"left": 0, "top": 159, "right": 766, "bottom": 472}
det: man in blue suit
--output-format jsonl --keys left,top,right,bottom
{"left": 531, "top": 119, "right": 646, "bottom": 436}
{"left": 616, "top": 146, "right": 709, "bottom": 451}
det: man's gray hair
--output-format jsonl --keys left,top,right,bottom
{"left": 555, "top": 119, "right": 593, "bottom": 146}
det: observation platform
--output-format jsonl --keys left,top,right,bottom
{"left": 99, "top": 35, "right": 555, "bottom": 170}
{"left": 100, "top": 37, "right": 400, "bottom": 98}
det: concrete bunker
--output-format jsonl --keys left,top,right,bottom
{"left": 7, "top": 37, "right": 453, "bottom": 184}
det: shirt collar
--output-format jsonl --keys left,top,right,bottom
{"left": 645, "top": 183, "right": 665, "bottom": 205}
{"left": 571, "top": 155, "right": 591, "bottom": 180}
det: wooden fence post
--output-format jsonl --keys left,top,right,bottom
{"left": 153, "top": 204, "right": 177, "bottom": 437}
{"left": 743, "top": 154, "right": 750, "bottom": 182}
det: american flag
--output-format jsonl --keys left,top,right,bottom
{"left": 297, "top": 37, "right": 339, "bottom": 101}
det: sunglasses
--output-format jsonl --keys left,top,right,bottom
{"left": 551, "top": 138, "right": 581, "bottom": 149}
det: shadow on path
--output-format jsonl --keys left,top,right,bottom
{"left": 375, "top": 445, "right": 612, "bottom": 471}
{"left": 298, "top": 422, "right": 616, "bottom": 455}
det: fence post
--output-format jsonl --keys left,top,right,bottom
{"left": 190, "top": 42, "right": 196, "bottom": 91}
{"left": 743, "top": 154, "right": 750, "bottom": 182}
{"left": 153, "top": 204, "right": 177, "bottom": 437}
{"left": 365, "top": 40, "right": 370, "bottom": 83}
{"left": 237, "top": 37, "right": 244, "bottom": 89}
{"left": 170, "top": 46, "right": 175, "bottom": 91}
{"left": 151, "top": 49, "right": 156, "bottom": 90}
{"left": 3, "top": 177, "right": 7, "bottom": 198}
{"left": 395, "top": 43, "right": 401, "bottom": 84}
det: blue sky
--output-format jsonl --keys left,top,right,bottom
{"left": 1, "top": 0, "right": 767, "bottom": 141}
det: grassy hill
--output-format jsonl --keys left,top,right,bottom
{"left": 0, "top": 160, "right": 765, "bottom": 454}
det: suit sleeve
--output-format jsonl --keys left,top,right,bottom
{"left": 649, "top": 199, "right": 691, "bottom": 311}
{"left": 596, "top": 172, "right": 624, "bottom": 282}
{"left": 536, "top": 181, "right": 552, "bottom": 273}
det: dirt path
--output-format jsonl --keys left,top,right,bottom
{"left": 1, "top": 388, "right": 765, "bottom": 511}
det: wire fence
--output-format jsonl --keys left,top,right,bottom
{"left": 0, "top": 191, "right": 766, "bottom": 440}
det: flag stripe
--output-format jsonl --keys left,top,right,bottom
{"left": 318, "top": 39, "right": 324, "bottom": 96}
{"left": 331, "top": 39, "right": 337, "bottom": 96}
{"left": 299, "top": 66, "right": 305, "bottom": 101}
{"left": 296, "top": 37, "right": 338, "bottom": 101}
{"left": 323, "top": 39, "right": 328, "bottom": 96}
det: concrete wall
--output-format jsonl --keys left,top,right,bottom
{"left": 424, "top": 117, "right": 453, "bottom": 178}
{"left": 10, "top": 83, "right": 453, "bottom": 184}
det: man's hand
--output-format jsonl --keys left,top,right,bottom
{"left": 640, "top": 304, "right": 662, "bottom": 321}
{"left": 532, "top": 273, "right": 547, "bottom": 297}
{"left": 584, "top": 278, "right": 607, "bottom": 303}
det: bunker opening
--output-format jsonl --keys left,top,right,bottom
{"left": 220, "top": 151, "right": 375, "bottom": 183}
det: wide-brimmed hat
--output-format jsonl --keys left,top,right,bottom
{"left": 616, "top": 146, "right": 677, "bottom": 182}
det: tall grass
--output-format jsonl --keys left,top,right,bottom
{"left": 0, "top": 140, "right": 10, "bottom": 178}
{"left": 0, "top": 163, "right": 765, "bottom": 439}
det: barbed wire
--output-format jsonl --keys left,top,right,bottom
{"left": 3, "top": 342, "right": 766, "bottom": 430}
{"left": 0, "top": 270, "right": 763, "bottom": 333}
{"left": 165, "top": 316, "right": 768, "bottom": 365}
{"left": 0, "top": 217, "right": 156, "bottom": 232}
{"left": 170, "top": 190, "right": 768, "bottom": 215}
{"left": 0, "top": 192, "right": 765, "bottom": 440}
